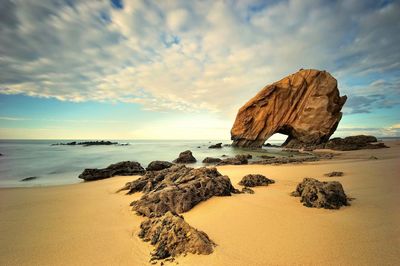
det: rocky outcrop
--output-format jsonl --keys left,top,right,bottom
{"left": 146, "top": 161, "right": 173, "bottom": 171}
{"left": 202, "top": 157, "right": 222, "bottom": 164}
{"left": 323, "top": 135, "right": 388, "bottom": 151}
{"left": 52, "top": 140, "right": 118, "bottom": 146}
{"left": 119, "top": 165, "right": 238, "bottom": 217}
{"left": 20, "top": 176, "right": 38, "bottom": 182}
{"left": 250, "top": 156, "right": 319, "bottom": 165}
{"left": 208, "top": 143, "right": 222, "bottom": 149}
{"left": 173, "top": 150, "right": 197, "bottom": 164}
{"left": 291, "top": 178, "right": 349, "bottom": 209}
{"left": 79, "top": 161, "right": 145, "bottom": 181}
{"left": 138, "top": 212, "right": 215, "bottom": 261}
{"left": 231, "top": 69, "right": 347, "bottom": 148}
{"left": 238, "top": 174, "right": 275, "bottom": 187}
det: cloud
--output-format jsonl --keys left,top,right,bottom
{"left": 0, "top": 0, "right": 399, "bottom": 116}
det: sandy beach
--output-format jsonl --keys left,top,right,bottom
{"left": 1, "top": 141, "right": 399, "bottom": 266}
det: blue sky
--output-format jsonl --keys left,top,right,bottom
{"left": 0, "top": 0, "right": 399, "bottom": 139}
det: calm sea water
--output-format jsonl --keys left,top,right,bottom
{"left": 0, "top": 139, "right": 288, "bottom": 187}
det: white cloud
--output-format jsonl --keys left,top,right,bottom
{"left": 0, "top": 0, "right": 399, "bottom": 118}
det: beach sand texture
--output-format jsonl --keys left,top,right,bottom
{"left": 1, "top": 141, "right": 399, "bottom": 266}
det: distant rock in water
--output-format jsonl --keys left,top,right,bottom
{"left": 231, "top": 69, "right": 347, "bottom": 148}
{"left": 286, "top": 135, "right": 388, "bottom": 150}
{"left": 0, "top": 153, "right": 3, "bottom": 156}
{"left": 238, "top": 174, "right": 275, "bottom": 187}
{"left": 146, "top": 161, "right": 173, "bottom": 171}
{"left": 217, "top": 154, "right": 249, "bottom": 165}
{"left": 208, "top": 143, "right": 222, "bottom": 149}
{"left": 51, "top": 140, "right": 118, "bottom": 146}
{"left": 138, "top": 212, "right": 215, "bottom": 261}
{"left": 118, "top": 165, "right": 239, "bottom": 217}
{"left": 291, "top": 178, "right": 349, "bottom": 209}
{"left": 20, "top": 176, "right": 38, "bottom": 182}
{"left": 173, "top": 150, "right": 197, "bottom": 164}
{"left": 79, "top": 161, "right": 145, "bottom": 181}
{"left": 202, "top": 157, "right": 222, "bottom": 164}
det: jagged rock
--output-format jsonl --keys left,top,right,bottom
{"left": 217, "top": 155, "right": 249, "bottom": 165}
{"left": 291, "top": 178, "right": 349, "bottom": 209}
{"left": 20, "top": 176, "right": 38, "bottom": 182}
{"left": 238, "top": 174, "right": 275, "bottom": 187}
{"left": 173, "top": 150, "right": 197, "bottom": 164}
{"left": 231, "top": 69, "right": 347, "bottom": 148}
{"left": 208, "top": 143, "right": 222, "bottom": 149}
{"left": 324, "top": 171, "right": 344, "bottom": 177}
{"left": 202, "top": 157, "right": 222, "bottom": 164}
{"left": 79, "top": 161, "right": 145, "bottom": 181}
{"left": 146, "top": 161, "right": 173, "bottom": 171}
{"left": 119, "top": 165, "right": 238, "bottom": 217}
{"left": 138, "top": 212, "right": 215, "bottom": 260}
{"left": 241, "top": 187, "right": 255, "bottom": 194}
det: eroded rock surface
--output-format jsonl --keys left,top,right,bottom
{"left": 146, "top": 161, "right": 173, "bottom": 171}
{"left": 291, "top": 178, "right": 349, "bottom": 209}
{"left": 239, "top": 174, "right": 275, "bottom": 187}
{"left": 79, "top": 161, "right": 145, "bottom": 181}
{"left": 120, "top": 165, "right": 238, "bottom": 217}
{"left": 231, "top": 69, "right": 347, "bottom": 148}
{"left": 173, "top": 150, "right": 197, "bottom": 164}
{"left": 138, "top": 212, "right": 215, "bottom": 260}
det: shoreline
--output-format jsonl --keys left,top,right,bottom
{"left": 0, "top": 141, "right": 399, "bottom": 265}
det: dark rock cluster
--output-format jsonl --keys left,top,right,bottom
{"left": 138, "top": 212, "right": 216, "bottom": 261}
{"left": 52, "top": 140, "right": 118, "bottom": 146}
{"left": 291, "top": 178, "right": 349, "bottom": 209}
{"left": 250, "top": 156, "right": 319, "bottom": 165}
{"left": 238, "top": 174, "right": 275, "bottom": 187}
{"left": 202, "top": 157, "right": 222, "bottom": 164}
{"left": 217, "top": 154, "right": 250, "bottom": 165}
{"left": 79, "top": 161, "right": 145, "bottom": 181}
{"left": 119, "top": 165, "right": 239, "bottom": 217}
{"left": 324, "top": 171, "right": 344, "bottom": 177}
{"left": 208, "top": 143, "right": 222, "bottom": 149}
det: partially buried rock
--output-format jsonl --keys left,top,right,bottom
{"left": 291, "top": 178, "right": 349, "bottom": 209}
{"left": 202, "top": 157, "right": 222, "bottom": 164}
{"left": 239, "top": 174, "right": 275, "bottom": 187}
{"left": 241, "top": 187, "right": 255, "bottom": 194}
{"left": 120, "top": 165, "right": 239, "bottom": 217}
{"left": 139, "top": 212, "right": 215, "bottom": 261}
{"left": 20, "top": 176, "right": 38, "bottom": 182}
{"left": 324, "top": 171, "right": 344, "bottom": 177}
{"left": 208, "top": 143, "right": 222, "bottom": 149}
{"left": 173, "top": 150, "right": 197, "bottom": 164}
{"left": 146, "top": 161, "right": 173, "bottom": 171}
{"left": 79, "top": 161, "right": 145, "bottom": 181}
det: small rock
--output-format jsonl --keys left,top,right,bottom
{"left": 369, "top": 156, "right": 378, "bottom": 160}
{"left": 217, "top": 155, "right": 249, "bottom": 165}
{"left": 291, "top": 178, "right": 349, "bottom": 209}
{"left": 324, "top": 171, "right": 344, "bottom": 177}
{"left": 79, "top": 161, "right": 145, "bottom": 181}
{"left": 208, "top": 143, "right": 222, "bottom": 149}
{"left": 258, "top": 155, "right": 275, "bottom": 159}
{"left": 238, "top": 174, "right": 275, "bottom": 187}
{"left": 20, "top": 176, "right": 38, "bottom": 182}
{"left": 202, "top": 157, "right": 222, "bottom": 164}
{"left": 146, "top": 161, "right": 173, "bottom": 171}
{"left": 241, "top": 187, "right": 255, "bottom": 194}
{"left": 173, "top": 150, "right": 197, "bottom": 164}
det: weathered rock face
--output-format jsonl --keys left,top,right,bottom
{"left": 231, "top": 69, "right": 347, "bottom": 148}
{"left": 138, "top": 212, "right": 215, "bottom": 260}
{"left": 291, "top": 178, "right": 349, "bottom": 209}
{"left": 119, "top": 165, "right": 238, "bottom": 217}
{"left": 238, "top": 174, "right": 275, "bottom": 187}
{"left": 146, "top": 160, "right": 173, "bottom": 171}
{"left": 79, "top": 161, "right": 145, "bottom": 181}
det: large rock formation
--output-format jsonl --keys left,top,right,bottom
{"left": 231, "top": 69, "right": 347, "bottom": 148}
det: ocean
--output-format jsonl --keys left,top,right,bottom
{"left": 0, "top": 139, "right": 287, "bottom": 187}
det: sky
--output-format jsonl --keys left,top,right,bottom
{"left": 0, "top": 0, "right": 399, "bottom": 140}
